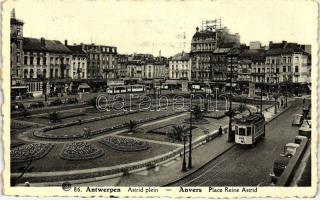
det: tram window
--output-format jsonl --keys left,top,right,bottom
{"left": 239, "top": 128, "right": 245, "bottom": 136}
{"left": 247, "top": 127, "right": 252, "bottom": 136}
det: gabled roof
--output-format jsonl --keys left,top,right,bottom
{"left": 23, "top": 37, "right": 71, "bottom": 54}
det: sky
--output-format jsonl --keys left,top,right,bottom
{"left": 8, "top": 0, "right": 317, "bottom": 57}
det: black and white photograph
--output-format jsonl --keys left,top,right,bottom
{"left": 2, "top": 0, "right": 317, "bottom": 198}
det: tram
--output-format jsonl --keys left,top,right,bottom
{"left": 107, "top": 84, "right": 145, "bottom": 94}
{"left": 235, "top": 112, "right": 266, "bottom": 146}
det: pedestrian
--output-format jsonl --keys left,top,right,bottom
{"left": 277, "top": 101, "right": 280, "bottom": 109}
{"left": 219, "top": 126, "right": 223, "bottom": 136}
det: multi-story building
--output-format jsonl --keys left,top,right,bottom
{"left": 127, "top": 54, "right": 168, "bottom": 80}
{"left": 169, "top": 52, "right": 191, "bottom": 80}
{"left": 265, "top": 41, "right": 310, "bottom": 84}
{"left": 190, "top": 20, "right": 240, "bottom": 87}
{"left": 80, "top": 43, "right": 117, "bottom": 80}
{"left": 116, "top": 54, "right": 129, "bottom": 78}
{"left": 10, "top": 9, "right": 28, "bottom": 98}
{"left": 22, "top": 37, "right": 73, "bottom": 96}
{"left": 66, "top": 42, "right": 87, "bottom": 79}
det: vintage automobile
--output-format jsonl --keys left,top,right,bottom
{"left": 294, "top": 135, "right": 308, "bottom": 144}
{"left": 299, "top": 120, "right": 311, "bottom": 139}
{"left": 269, "top": 156, "right": 291, "bottom": 184}
{"left": 49, "top": 99, "right": 63, "bottom": 106}
{"left": 280, "top": 143, "right": 300, "bottom": 158}
{"left": 28, "top": 101, "right": 45, "bottom": 109}
{"left": 292, "top": 114, "right": 303, "bottom": 126}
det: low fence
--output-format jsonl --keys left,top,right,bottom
{"left": 275, "top": 139, "right": 309, "bottom": 186}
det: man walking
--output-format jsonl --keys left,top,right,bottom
{"left": 219, "top": 126, "right": 223, "bottom": 136}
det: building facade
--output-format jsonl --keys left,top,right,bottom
{"left": 81, "top": 43, "right": 117, "bottom": 80}
{"left": 22, "top": 37, "right": 73, "bottom": 96}
{"left": 169, "top": 52, "right": 191, "bottom": 80}
{"left": 66, "top": 43, "right": 87, "bottom": 79}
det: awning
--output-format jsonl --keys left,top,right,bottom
{"left": 78, "top": 83, "right": 91, "bottom": 89}
{"left": 225, "top": 83, "right": 237, "bottom": 87}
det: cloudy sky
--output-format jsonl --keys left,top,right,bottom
{"left": 9, "top": 0, "right": 317, "bottom": 57}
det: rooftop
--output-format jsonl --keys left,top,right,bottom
{"left": 23, "top": 37, "right": 72, "bottom": 54}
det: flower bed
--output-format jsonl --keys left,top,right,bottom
{"left": 11, "top": 143, "right": 54, "bottom": 163}
{"left": 59, "top": 142, "right": 104, "bottom": 160}
{"left": 33, "top": 129, "right": 84, "bottom": 139}
{"left": 100, "top": 136, "right": 150, "bottom": 152}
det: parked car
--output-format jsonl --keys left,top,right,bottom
{"left": 269, "top": 156, "right": 291, "bottom": 184}
{"left": 66, "top": 97, "right": 79, "bottom": 104}
{"left": 11, "top": 102, "right": 25, "bottom": 111}
{"left": 294, "top": 135, "right": 308, "bottom": 144}
{"left": 299, "top": 120, "right": 311, "bottom": 138}
{"left": 280, "top": 143, "right": 300, "bottom": 158}
{"left": 49, "top": 99, "right": 63, "bottom": 106}
{"left": 292, "top": 114, "right": 303, "bottom": 126}
{"left": 28, "top": 101, "right": 45, "bottom": 109}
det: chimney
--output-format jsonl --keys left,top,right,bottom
{"left": 64, "top": 40, "right": 68, "bottom": 46}
{"left": 159, "top": 50, "right": 161, "bottom": 57}
{"left": 40, "top": 37, "right": 45, "bottom": 45}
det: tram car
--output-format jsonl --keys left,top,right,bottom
{"left": 107, "top": 84, "right": 145, "bottom": 94}
{"left": 235, "top": 112, "right": 266, "bottom": 146}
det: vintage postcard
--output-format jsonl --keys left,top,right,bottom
{"left": 1, "top": 0, "right": 318, "bottom": 198}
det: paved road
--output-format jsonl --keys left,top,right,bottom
{"left": 170, "top": 98, "right": 305, "bottom": 186}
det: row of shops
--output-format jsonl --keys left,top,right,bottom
{"left": 11, "top": 77, "right": 311, "bottom": 100}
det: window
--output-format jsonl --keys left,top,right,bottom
{"left": 30, "top": 56, "right": 34, "bottom": 65}
{"left": 288, "top": 57, "right": 292, "bottom": 63}
{"left": 283, "top": 66, "right": 286, "bottom": 72}
{"left": 288, "top": 66, "right": 291, "bottom": 72}
{"left": 43, "top": 57, "right": 46, "bottom": 65}
{"left": 24, "top": 56, "right": 28, "bottom": 65}
{"left": 283, "top": 57, "right": 286, "bottom": 63}
{"left": 37, "top": 57, "right": 40, "bottom": 65}
{"left": 276, "top": 68, "right": 279, "bottom": 73}
{"left": 239, "top": 128, "right": 245, "bottom": 136}
{"left": 295, "top": 66, "right": 299, "bottom": 73}
{"left": 247, "top": 127, "right": 252, "bottom": 136}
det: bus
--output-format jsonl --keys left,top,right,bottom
{"left": 235, "top": 112, "right": 266, "bottom": 146}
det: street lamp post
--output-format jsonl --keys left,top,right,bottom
{"left": 188, "top": 88, "right": 193, "bottom": 169}
{"left": 182, "top": 133, "right": 187, "bottom": 172}
{"left": 227, "top": 57, "right": 234, "bottom": 143}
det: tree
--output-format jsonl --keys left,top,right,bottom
{"left": 48, "top": 111, "right": 60, "bottom": 123}
{"left": 126, "top": 120, "right": 138, "bottom": 133}
{"left": 192, "top": 104, "right": 205, "bottom": 120}
{"left": 169, "top": 125, "right": 187, "bottom": 142}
